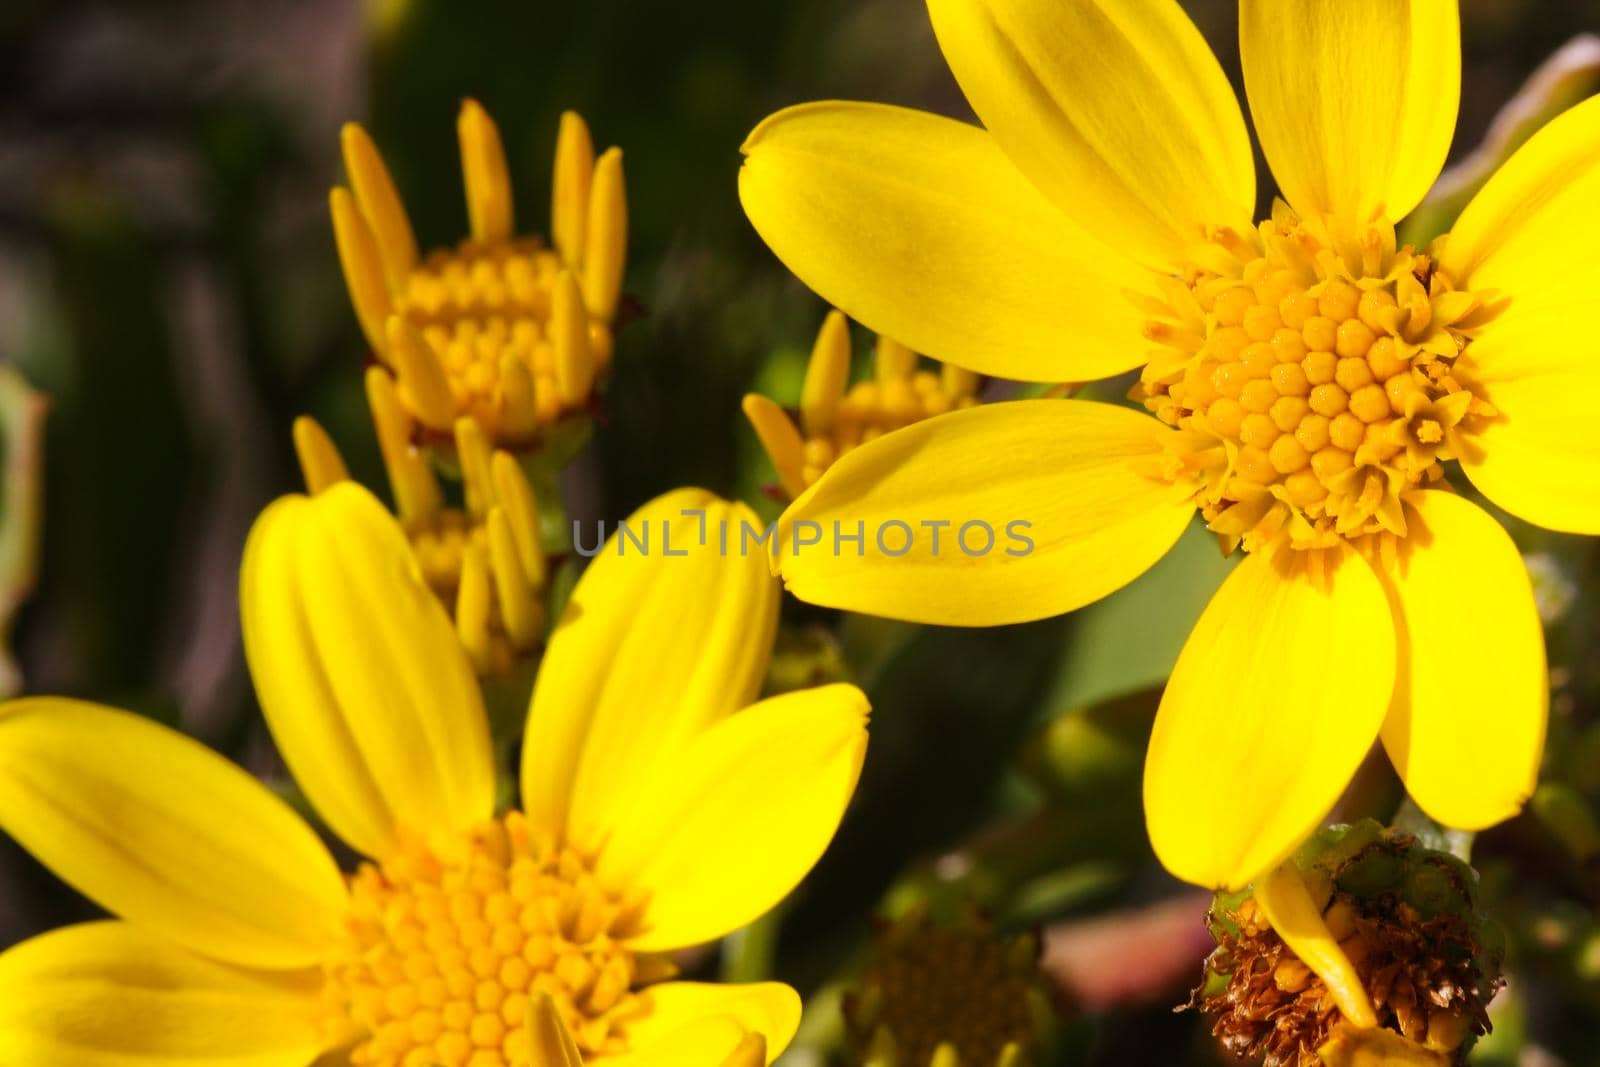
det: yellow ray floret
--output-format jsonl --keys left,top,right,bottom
{"left": 0, "top": 484, "right": 868, "bottom": 1066}
{"left": 743, "top": 309, "right": 980, "bottom": 498}
{"left": 738, "top": 0, "right": 1577, "bottom": 892}
{"left": 292, "top": 375, "right": 547, "bottom": 677}
{"left": 332, "top": 100, "right": 626, "bottom": 448}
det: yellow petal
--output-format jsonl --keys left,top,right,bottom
{"left": 329, "top": 187, "right": 391, "bottom": 354}
{"left": 1145, "top": 550, "right": 1396, "bottom": 889}
{"left": 1378, "top": 491, "right": 1546, "bottom": 829}
{"left": 552, "top": 111, "right": 595, "bottom": 269}
{"left": 928, "top": 0, "right": 1255, "bottom": 268}
{"left": 1253, "top": 864, "right": 1377, "bottom": 1027}
{"left": 614, "top": 982, "right": 800, "bottom": 1067}
{"left": 291, "top": 415, "right": 350, "bottom": 495}
{"left": 241, "top": 483, "right": 495, "bottom": 860}
{"left": 459, "top": 98, "right": 514, "bottom": 244}
{"left": 0, "top": 699, "right": 346, "bottom": 970}
{"left": 776, "top": 399, "right": 1195, "bottom": 626}
{"left": 1320, "top": 1024, "right": 1451, "bottom": 1067}
{"left": 739, "top": 102, "right": 1153, "bottom": 383}
{"left": 583, "top": 147, "right": 627, "bottom": 322}
{"left": 0, "top": 922, "right": 326, "bottom": 1067}
{"left": 340, "top": 122, "right": 418, "bottom": 286}
{"left": 599, "top": 684, "right": 869, "bottom": 951}
{"left": 1437, "top": 97, "right": 1600, "bottom": 532}
{"left": 1241, "top": 0, "right": 1460, "bottom": 226}
{"left": 742, "top": 393, "right": 807, "bottom": 500}
{"left": 520, "top": 489, "right": 779, "bottom": 850}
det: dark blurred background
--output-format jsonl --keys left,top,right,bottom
{"left": 3, "top": 1, "right": 1600, "bottom": 1064}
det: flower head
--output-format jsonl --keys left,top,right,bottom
{"left": 333, "top": 101, "right": 625, "bottom": 448}
{"left": 0, "top": 484, "right": 868, "bottom": 1065}
{"left": 1194, "top": 822, "right": 1504, "bottom": 1067}
{"left": 843, "top": 906, "right": 1052, "bottom": 1067}
{"left": 743, "top": 310, "right": 981, "bottom": 499}
{"left": 738, "top": 0, "right": 1582, "bottom": 888}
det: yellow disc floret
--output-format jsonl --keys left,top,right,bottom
{"left": 1137, "top": 205, "right": 1498, "bottom": 558}
{"left": 323, "top": 812, "right": 669, "bottom": 1067}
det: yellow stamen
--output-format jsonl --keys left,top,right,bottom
{"left": 340, "top": 122, "right": 418, "bottom": 286}
{"left": 582, "top": 147, "right": 627, "bottom": 321}
{"left": 330, "top": 187, "right": 392, "bottom": 354}
{"left": 1253, "top": 864, "right": 1378, "bottom": 1029}
{"left": 552, "top": 112, "right": 595, "bottom": 270}
{"left": 292, "top": 415, "right": 351, "bottom": 494}
{"left": 459, "top": 98, "right": 514, "bottom": 244}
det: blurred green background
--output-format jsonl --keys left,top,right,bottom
{"left": 3, "top": 0, "right": 1600, "bottom": 1063}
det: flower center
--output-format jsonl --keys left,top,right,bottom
{"left": 322, "top": 812, "right": 665, "bottom": 1067}
{"left": 844, "top": 910, "right": 1044, "bottom": 1067}
{"left": 396, "top": 238, "right": 613, "bottom": 442}
{"left": 1137, "top": 207, "right": 1497, "bottom": 556}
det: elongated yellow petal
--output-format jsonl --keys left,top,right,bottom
{"left": 520, "top": 490, "right": 779, "bottom": 851}
{"left": 1253, "top": 865, "right": 1377, "bottom": 1027}
{"left": 1145, "top": 550, "right": 1396, "bottom": 889}
{"left": 741, "top": 394, "right": 807, "bottom": 499}
{"left": 583, "top": 147, "right": 627, "bottom": 321}
{"left": 330, "top": 187, "right": 392, "bottom": 354}
{"left": 552, "top": 269, "right": 595, "bottom": 405}
{"left": 341, "top": 122, "right": 418, "bottom": 285}
{"left": 739, "top": 102, "right": 1153, "bottom": 383}
{"left": 386, "top": 318, "right": 457, "bottom": 431}
{"left": 241, "top": 483, "right": 495, "bottom": 860}
{"left": 0, "top": 922, "right": 326, "bottom": 1067}
{"left": 614, "top": 982, "right": 800, "bottom": 1067}
{"left": 488, "top": 506, "right": 542, "bottom": 651}
{"left": 492, "top": 451, "right": 547, "bottom": 587}
{"left": 0, "top": 698, "right": 346, "bottom": 969}
{"left": 776, "top": 399, "right": 1195, "bottom": 626}
{"left": 365, "top": 367, "right": 442, "bottom": 524}
{"left": 1378, "top": 491, "right": 1546, "bottom": 829}
{"left": 552, "top": 111, "right": 596, "bottom": 268}
{"left": 459, "top": 98, "right": 514, "bottom": 244}
{"left": 1241, "top": 0, "right": 1460, "bottom": 226}
{"left": 801, "top": 309, "right": 852, "bottom": 437}
{"left": 292, "top": 415, "right": 350, "bottom": 494}
{"left": 457, "top": 540, "right": 495, "bottom": 676}
{"left": 600, "top": 684, "right": 868, "bottom": 950}
{"left": 928, "top": 0, "right": 1254, "bottom": 268}
{"left": 1437, "top": 97, "right": 1600, "bottom": 532}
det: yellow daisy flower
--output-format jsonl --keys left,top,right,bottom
{"left": 0, "top": 484, "right": 868, "bottom": 1066}
{"left": 743, "top": 310, "right": 983, "bottom": 499}
{"left": 738, "top": 0, "right": 1586, "bottom": 888}
{"left": 333, "top": 100, "right": 625, "bottom": 447}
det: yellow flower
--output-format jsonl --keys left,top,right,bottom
{"left": 738, "top": 0, "right": 1584, "bottom": 888}
{"left": 0, "top": 484, "right": 869, "bottom": 1066}
{"left": 1196, "top": 829, "right": 1502, "bottom": 1067}
{"left": 294, "top": 396, "right": 548, "bottom": 678}
{"left": 743, "top": 310, "right": 982, "bottom": 499}
{"left": 333, "top": 100, "right": 625, "bottom": 447}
